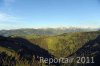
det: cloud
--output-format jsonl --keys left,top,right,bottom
{"left": 0, "top": 0, "right": 15, "bottom": 11}
{"left": 0, "top": 12, "right": 28, "bottom": 30}
{"left": 0, "top": 12, "right": 17, "bottom": 22}
{"left": 3, "top": 0, "right": 15, "bottom": 6}
{"left": 0, "top": 12, "right": 25, "bottom": 25}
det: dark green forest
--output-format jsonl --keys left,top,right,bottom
{"left": 0, "top": 29, "right": 100, "bottom": 66}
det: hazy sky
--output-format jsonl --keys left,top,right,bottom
{"left": 0, "top": 0, "right": 100, "bottom": 29}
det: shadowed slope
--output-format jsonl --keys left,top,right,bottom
{"left": 0, "top": 36, "right": 56, "bottom": 66}
{"left": 69, "top": 35, "right": 100, "bottom": 66}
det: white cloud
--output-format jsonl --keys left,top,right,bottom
{"left": 3, "top": 0, "right": 15, "bottom": 6}
{"left": 0, "top": 12, "right": 26, "bottom": 25}
{"left": 0, "top": 13, "right": 17, "bottom": 22}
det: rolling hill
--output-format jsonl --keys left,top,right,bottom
{"left": 0, "top": 30, "right": 100, "bottom": 66}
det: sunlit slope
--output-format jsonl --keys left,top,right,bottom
{"left": 30, "top": 31, "right": 100, "bottom": 58}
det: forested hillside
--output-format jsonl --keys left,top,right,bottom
{"left": 30, "top": 31, "right": 100, "bottom": 58}
{"left": 0, "top": 30, "right": 100, "bottom": 66}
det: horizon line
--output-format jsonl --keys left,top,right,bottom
{"left": 0, "top": 26, "right": 99, "bottom": 30}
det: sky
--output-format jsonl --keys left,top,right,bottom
{"left": 0, "top": 0, "right": 100, "bottom": 29}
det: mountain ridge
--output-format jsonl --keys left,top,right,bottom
{"left": 0, "top": 27, "right": 98, "bottom": 37}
